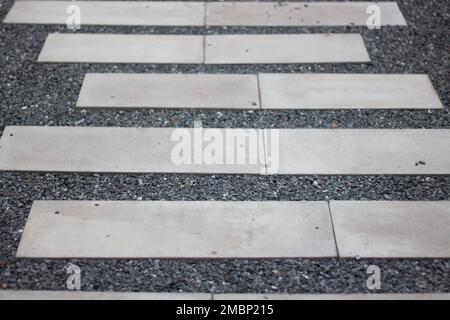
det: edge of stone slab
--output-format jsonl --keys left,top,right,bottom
{"left": 1, "top": 291, "right": 449, "bottom": 300}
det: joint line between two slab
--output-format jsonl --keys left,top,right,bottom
{"left": 256, "top": 73, "right": 263, "bottom": 111}
{"left": 256, "top": 73, "right": 267, "bottom": 174}
{"left": 201, "top": 2, "right": 207, "bottom": 64}
{"left": 327, "top": 201, "right": 341, "bottom": 258}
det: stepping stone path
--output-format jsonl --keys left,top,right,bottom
{"left": 258, "top": 73, "right": 443, "bottom": 110}
{"left": 1, "top": 1, "right": 449, "bottom": 298}
{"left": 16, "top": 201, "right": 336, "bottom": 258}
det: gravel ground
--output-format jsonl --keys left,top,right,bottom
{"left": 0, "top": 0, "right": 449, "bottom": 294}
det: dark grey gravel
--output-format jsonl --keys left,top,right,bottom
{"left": 0, "top": 0, "right": 449, "bottom": 294}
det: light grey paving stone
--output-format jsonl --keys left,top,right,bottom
{"left": 76, "top": 73, "right": 259, "bottom": 109}
{"left": 214, "top": 293, "right": 450, "bottom": 300}
{"left": 3, "top": 1, "right": 205, "bottom": 26}
{"left": 38, "top": 33, "right": 204, "bottom": 64}
{"left": 16, "top": 201, "right": 336, "bottom": 258}
{"left": 331, "top": 201, "right": 450, "bottom": 258}
{"left": 2, "top": 127, "right": 449, "bottom": 175}
{"left": 274, "top": 129, "right": 450, "bottom": 175}
{"left": 0, "top": 290, "right": 212, "bottom": 300}
{"left": 204, "top": 34, "right": 370, "bottom": 64}
{"left": 259, "top": 74, "right": 443, "bottom": 109}
{"left": 0, "top": 126, "right": 265, "bottom": 174}
{"left": 206, "top": 1, "right": 407, "bottom": 26}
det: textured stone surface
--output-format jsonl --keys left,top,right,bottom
{"left": 4, "top": 1, "right": 205, "bottom": 26}
{"left": 0, "top": 126, "right": 264, "bottom": 174}
{"left": 0, "top": 290, "right": 211, "bottom": 300}
{"left": 214, "top": 293, "right": 450, "bottom": 300}
{"left": 204, "top": 34, "right": 370, "bottom": 64}
{"left": 38, "top": 33, "right": 204, "bottom": 64}
{"left": 16, "top": 201, "right": 336, "bottom": 258}
{"left": 275, "top": 129, "right": 450, "bottom": 175}
{"left": 206, "top": 2, "right": 407, "bottom": 26}
{"left": 0, "top": 0, "right": 449, "bottom": 294}
{"left": 331, "top": 201, "right": 450, "bottom": 258}
{"left": 76, "top": 73, "right": 259, "bottom": 109}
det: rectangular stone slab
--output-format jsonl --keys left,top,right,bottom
{"left": 206, "top": 2, "right": 407, "bottom": 26}
{"left": 274, "top": 129, "right": 450, "bottom": 175}
{"left": 259, "top": 74, "right": 443, "bottom": 109}
{"left": 0, "top": 126, "right": 265, "bottom": 174}
{"left": 0, "top": 290, "right": 212, "bottom": 300}
{"left": 4, "top": 1, "right": 205, "bottom": 26}
{"left": 214, "top": 293, "right": 450, "bottom": 300}
{"left": 204, "top": 34, "right": 370, "bottom": 64}
{"left": 76, "top": 73, "right": 260, "bottom": 109}
{"left": 16, "top": 201, "right": 336, "bottom": 258}
{"left": 38, "top": 33, "right": 204, "bottom": 64}
{"left": 2, "top": 291, "right": 449, "bottom": 300}
{"left": 1, "top": 127, "right": 449, "bottom": 175}
{"left": 331, "top": 201, "right": 450, "bottom": 258}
